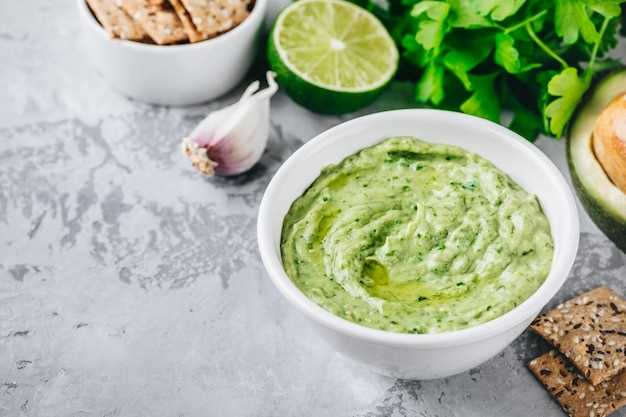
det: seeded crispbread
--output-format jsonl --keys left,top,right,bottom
{"left": 117, "top": 0, "right": 189, "bottom": 44}
{"left": 86, "top": 0, "right": 147, "bottom": 40}
{"left": 167, "top": 0, "right": 208, "bottom": 42}
{"left": 529, "top": 351, "right": 626, "bottom": 417}
{"left": 531, "top": 287, "right": 626, "bottom": 386}
{"left": 179, "top": 0, "right": 251, "bottom": 39}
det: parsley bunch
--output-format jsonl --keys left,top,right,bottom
{"left": 353, "top": 0, "right": 625, "bottom": 140}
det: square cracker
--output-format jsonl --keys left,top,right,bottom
{"left": 531, "top": 287, "right": 626, "bottom": 386}
{"left": 529, "top": 351, "right": 626, "bottom": 417}
{"left": 167, "top": 0, "right": 208, "bottom": 42}
{"left": 118, "top": 0, "right": 189, "bottom": 44}
{"left": 179, "top": 0, "right": 251, "bottom": 38}
{"left": 86, "top": 0, "right": 147, "bottom": 40}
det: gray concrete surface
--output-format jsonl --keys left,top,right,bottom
{"left": 1, "top": 1, "right": 625, "bottom": 416}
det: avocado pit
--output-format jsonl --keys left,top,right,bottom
{"left": 592, "top": 94, "right": 626, "bottom": 194}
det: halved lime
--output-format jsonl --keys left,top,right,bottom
{"left": 268, "top": 0, "right": 399, "bottom": 114}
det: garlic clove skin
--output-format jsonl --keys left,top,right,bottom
{"left": 182, "top": 71, "right": 278, "bottom": 176}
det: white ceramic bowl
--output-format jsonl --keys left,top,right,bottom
{"left": 77, "top": 0, "right": 266, "bottom": 105}
{"left": 257, "top": 109, "right": 580, "bottom": 379}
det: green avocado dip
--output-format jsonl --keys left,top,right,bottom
{"left": 280, "top": 137, "right": 554, "bottom": 333}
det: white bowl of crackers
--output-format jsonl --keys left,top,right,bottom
{"left": 78, "top": 0, "right": 266, "bottom": 105}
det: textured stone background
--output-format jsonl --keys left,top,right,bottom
{"left": 1, "top": 1, "right": 625, "bottom": 416}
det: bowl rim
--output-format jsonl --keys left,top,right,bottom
{"left": 76, "top": 0, "right": 266, "bottom": 51}
{"left": 257, "top": 109, "right": 580, "bottom": 348}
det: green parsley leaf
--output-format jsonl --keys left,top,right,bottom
{"left": 494, "top": 32, "right": 541, "bottom": 74}
{"left": 443, "top": 31, "right": 494, "bottom": 88}
{"left": 554, "top": 0, "right": 600, "bottom": 44}
{"left": 401, "top": 35, "right": 430, "bottom": 68}
{"left": 509, "top": 101, "right": 543, "bottom": 141}
{"left": 460, "top": 74, "right": 500, "bottom": 122}
{"left": 416, "top": 61, "right": 446, "bottom": 104}
{"left": 544, "top": 67, "right": 589, "bottom": 137}
{"left": 583, "top": 0, "right": 625, "bottom": 17}
{"left": 537, "top": 70, "right": 559, "bottom": 133}
{"left": 411, "top": 1, "right": 451, "bottom": 50}
{"left": 447, "top": 0, "right": 493, "bottom": 27}
{"left": 474, "top": 0, "right": 527, "bottom": 21}
{"left": 494, "top": 33, "right": 519, "bottom": 72}
{"left": 596, "top": 15, "right": 620, "bottom": 56}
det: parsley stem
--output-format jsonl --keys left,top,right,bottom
{"left": 504, "top": 10, "right": 547, "bottom": 34}
{"left": 585, "top": 16, "right": 612, "bottom": 83}
{"left": 526, "top": 23, "right": 567, "bottom": 68}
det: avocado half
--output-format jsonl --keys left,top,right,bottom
{"left": 567, "top": 69, "right": 626, "bottom": 252}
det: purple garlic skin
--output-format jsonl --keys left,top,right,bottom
{"left": 182, "top": 71, "right": 277, "bottom": 177}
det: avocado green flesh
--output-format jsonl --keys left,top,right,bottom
{"left": 568, "top": 69, "right": 626, "bottom": 252}
{"left": 281, "top": 137, "right": 554, "bottom": 334}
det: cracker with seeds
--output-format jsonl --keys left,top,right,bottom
{"left": 529, "top": 351, "right": 626, "bottom": 417}
{"left": 531, "top": 288, "right": 626, "bottom": 385}
{"left": 179, "top": 0, "right": 251, "bottom": 39}
{"left": 86, "top": 0, "right": 147, "bottom": 40}
{"left": 168, "top": 0, "right": 208, "bottom": 42}
{"left": 118, "top": 0, "right": 189, "bottom": 44}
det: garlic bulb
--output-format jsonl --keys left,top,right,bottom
{"left": 182, "top": 71, "right": 278, "bottom": 176}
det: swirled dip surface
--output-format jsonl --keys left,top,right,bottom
{"left": 280, "top": 137, "right": 554, "bottom": 333}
